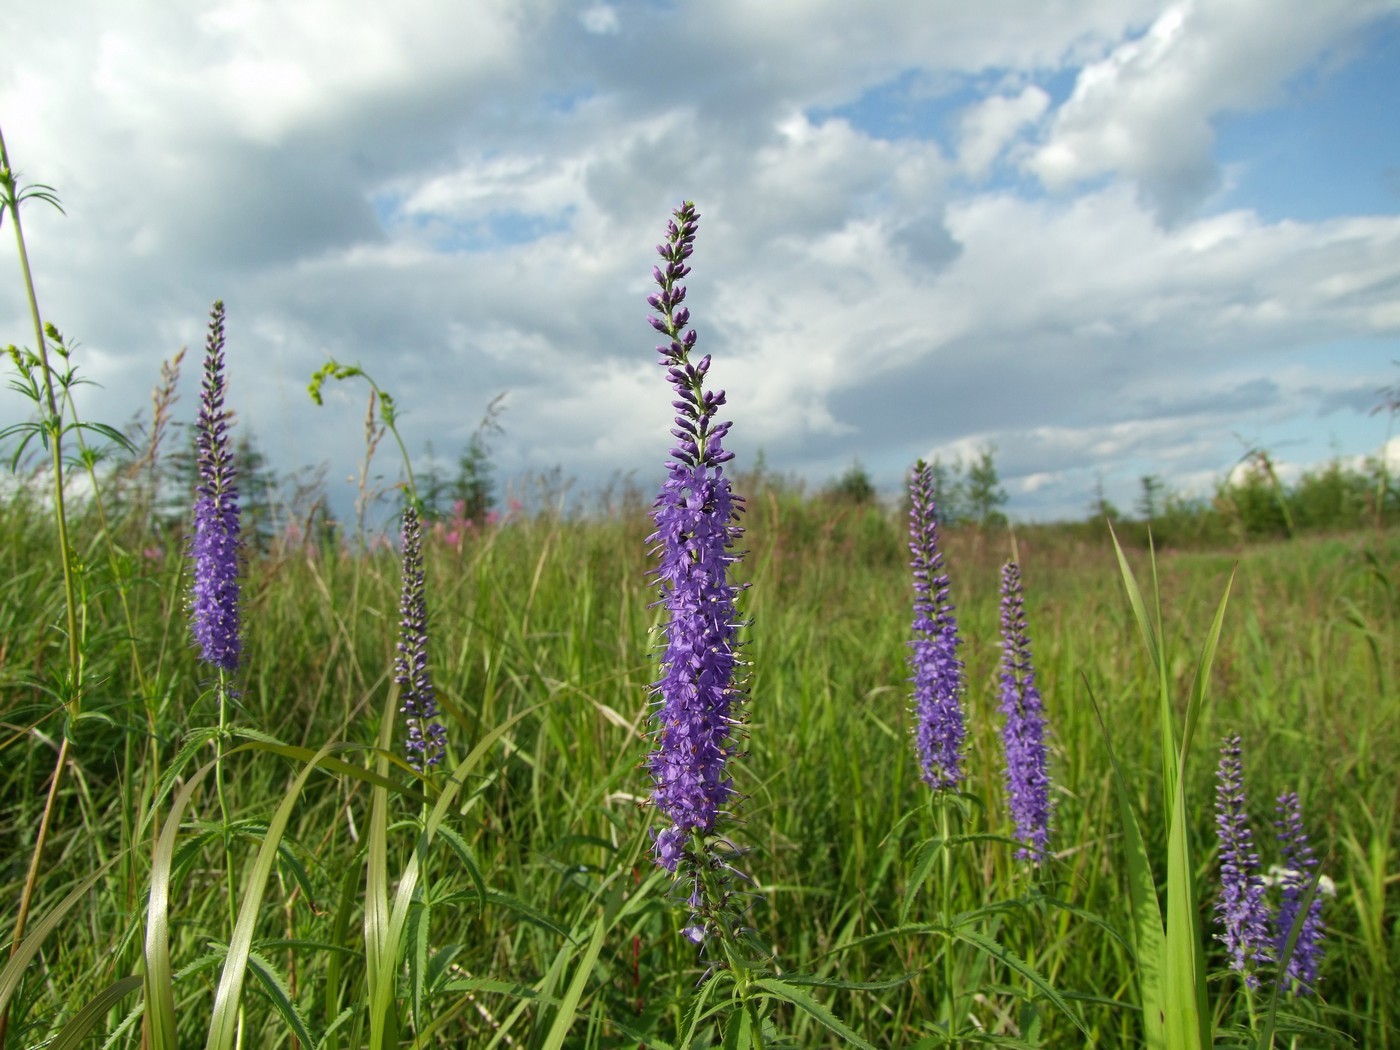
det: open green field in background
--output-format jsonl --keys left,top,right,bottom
{"left": 1, "top": 482, "right": 1396, "bottom": 1046}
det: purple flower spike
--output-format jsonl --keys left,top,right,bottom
{"left": 997, "top": 561, "right": 1052, "bottom": 861}
{"left": 1213, "top": 735, "right": 1271, "bottom": 986}
{"left": 190, "top": 301, "right": 241, "bottom": 672}
{"left": 645, "top": 202, "right": 747, "bottom": 876}
{"left": 396, "top": 505, "right": 446, "bottom": 769}
{"left": 907, "top": 461, "right": 965, "bottom": 791}
{"left": 1274, "top": 791, "right": 1325, "bottom": 993}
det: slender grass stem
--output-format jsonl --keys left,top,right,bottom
{"left": 0, "top": 121, "right": 85, "bottom": 1048}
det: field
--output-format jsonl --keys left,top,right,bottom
{"left": 1, "top": 470, "right": 1396, "bottom": 1046}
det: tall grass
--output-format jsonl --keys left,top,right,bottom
{"left": 1, "top": 474, "right": 1395, "bottom": 1044}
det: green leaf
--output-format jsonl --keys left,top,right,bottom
{"left": 206, "top": 741, "right": 350, "bottom": 1050}
{"left": 540, "top": 910, "right": 607, "bottom": 1050}
{"left": 145, "top": 756, "right": 221, "bottom": 1050}
{"left": 949, "top": 929, "right": 1092, "bottom": 1041}
{"left": 1086, "top": 679, "right": 1167, "bottom": 1050}
{"left": 752, "top": 977, "right": 877, "bottom": 1049}
{"left": 246, "top": 948, "right": 318, "bottom": 1049}
{"left": 0, "top": 860, "right": 119, "bottom": 1024}
{"left": 46, "top": 974, "right": 142, "bottom": 1050}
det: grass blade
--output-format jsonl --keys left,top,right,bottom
{"left": 47, "top": 974, "right": 142, "bottom": 1050}
{"left": 540, "top": 909, "right": 607, "bottom": 1050}
{"left": 206, "top": 740, "right": 348, "bottom": 1050}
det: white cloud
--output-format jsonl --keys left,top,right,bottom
{"left": 958, "top": 85, "right": 1050, "bottom": 177}
{"left": 579, "top": 4, "right": 619, "bottom": 35}
{"left": 1027, "top": 0, "right": 1387, "bottom": 219}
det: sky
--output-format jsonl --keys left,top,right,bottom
{"left": 2, "top": 0, "right": 1398, "bottom": 524}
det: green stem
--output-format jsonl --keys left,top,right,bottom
{"left": 939, "top": 801, "right": 959, "bottom": 1046}
{"left": 0, "top": 121, "right": 84, "bottom": 1047}
{"left": 213, "top": 665, "right": 244, "bottom": 1050}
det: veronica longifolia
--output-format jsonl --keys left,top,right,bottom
{"left": 997, "top": 561, "right": 1052, "bottom": 861}
{"left": 190, "top": 301, "right": 241, "bottom": 672}
{"left": 1213, "top": 735, "right": 1271, "bottom": 985}
{"left": 644, "top": 202, "right": 747, "bottom": 880}
{"left": 906, "top": 461, "right": 965, "bottom": 791}
{"left": 396, "top": 505, "right": 446, "bottom": 769}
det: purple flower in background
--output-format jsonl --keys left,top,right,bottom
{"left": 645, "top": 202, "right": 747, "bottom": 874}
{"left": 997, "top": 561, "right": 1052, "bottom": 861}
{"left": 396, "top": 505, "right": 446, "bottom": 769}
{"left": 1213, "top": 735, "right": 1271, "bottom": 986}
{"left": 907, "top": 461, "right": 965, "bottom": 791}
{"left": 1274, "top": 791, "right": 1325, "bottom": 993}
{"left": 190, "top": 300, "right": 241, "bottom": 672}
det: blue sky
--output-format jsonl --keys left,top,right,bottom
{"left": 1, "top": 0, "right": 1397, "bottom": 524}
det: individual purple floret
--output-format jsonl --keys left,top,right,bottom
{"left": 396, "top": 505, "right": 446, "bottom": 769}
{"left": 997, "top": 561, "right": 1052, "bottom": 861}
{"left": 190, "top": 301, "right": 241, "bottom": 672}
{"left": 1213, "top": 735, "right": 1271, "bottom": 986}
{"left": 907, "top": 461, "right": 965, "bottom": 791}
{"left": 644, "top": 202, "right": 747, "bottom": 874}
{"left": 1274, "top": 791, "right": 1325, "bottom": 993}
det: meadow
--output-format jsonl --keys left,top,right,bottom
{"left": 1, "top": 157, "right": 1397, "bottom": 1046}
{"left": 0, "top": 457, "right": 1396, "bottom": 1046}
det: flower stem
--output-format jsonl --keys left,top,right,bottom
{"left": 0, "top": 121, "right": 84, "bottom": 1048}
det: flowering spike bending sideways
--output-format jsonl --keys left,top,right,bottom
{"left": 906, "top": 460, "right": 965, "bottom": 791}
{"left": 190, "top": 300, "right": 242, "bottom": 672}
{"left": 1213, "top": 735, "right": 1271, "bottom": 985}
{"left": 396, "top": 505, "right": 446, "bottom": 769}
{"left": 645, "top": 202, "right": 747, "bottom": 883}
{"left": 997, "top": 561, "right": 1052, "bottom": 861}
{"left": 1274, "top": 791, "right": 1325, "bottom": 993}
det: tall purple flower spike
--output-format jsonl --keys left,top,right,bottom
{"left": 645, "top": 202, "right": 747, "bottom": 874}
{"left": 1213, "top": 735, "right": 1271, "bottom": 986}
{"left": 907, "top": 461, "right": 965, "bottom": 791}
{"left": 1274, "top": 791, "right": 1325, "bottom": 993}
{"left": 997, "top": 561, "right": 1052, "bottom": 861}
{"left": 190, "top": 301, "right": 241, "bottom": 672}
{"left": 396, "top": 505, "right": 446, "bottom": 769}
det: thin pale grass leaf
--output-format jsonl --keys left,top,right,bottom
{"left": 0, "top": 860, "right": 119, "bottom": 1020}
{"left": 45, "top": 974, "right": 141, "bottom": 1050}
{"left": 1260, "top": 871, "right": 1327, "bottom": 1046}
{"left": 233, "top": 728, "right": 429, "bottom": 806}
{"left": 1179, "top": 567, "right": 1235, "bottom": 775}
{"left": 1162, "top": 576, "right": 1233, "bottom": 1050}
{"left": 1085, "top": 677, "right": 1167, "bottom": 1050}
{"left": 206, "top": 740, "right": 351, "bottom": 1050}
{"left": 146, "top": 755, "right": 221, "bottom": 1050}
{"left": 540, "top": 909, "right": 607, "bottom": 1050}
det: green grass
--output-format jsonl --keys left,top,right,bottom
{"left": 1, "top": 481, "right": 1396, "bottom": 1046}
